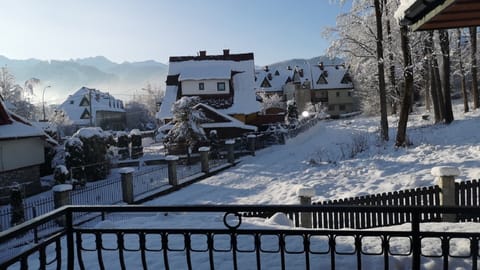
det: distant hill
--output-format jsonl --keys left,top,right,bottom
{"left": 0, "top": 55, "right": 168, "bottom": 104}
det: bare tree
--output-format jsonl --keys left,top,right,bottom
{"left": 395, "top": 24, "right": 414, "bottom": 147}
{"left": 439, "top": 29, "right": 454, "bottom": 124}
{"left": 374, "top": 0, "right": 389, "bottom": 141}
{"left": 470, "top": 26, "right": 479, "bottom": 109}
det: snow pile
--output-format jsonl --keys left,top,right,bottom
{"left": 73, "top": 127, "right": 106, "bottom": 139}
{"left": 265, "top": 213, "right": 293, "bottom": 227}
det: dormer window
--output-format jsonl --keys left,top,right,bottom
{"left": 79, "top": 96, "right": 90, "bottom": 107}
{"left": 217, "top": 82, "right": 226, "bottom": 91}
{"left": 80, "top": 108, "right": 91, "bottom": 119}
{"left": 70, "top": 100, "right": 74, "bottom": 105}
{"left": 199, "top": 82, "right": 205, "bottom": 90}
{"left": 317, "top": 74, "right": 328, "bottom": 85}
{"left": 260, "top": 78, "right": 271, "bottom": 88}
{"left": 341, "top": 74, "right": 352, "bottom": 84}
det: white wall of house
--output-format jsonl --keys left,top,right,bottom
{"left": 181, "top": 79, "right": 231, "bottom": 95}
{"left": 0, "top": 137, "right": 44, "bottom": 171}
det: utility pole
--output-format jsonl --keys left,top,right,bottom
{"left": 42, "top": 85, "right": 51, "bottom": 121}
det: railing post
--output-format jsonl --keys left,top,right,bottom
{"left": 199, "top": 146, "right": 210, "bottom": 173}
{"left": 225, "top": 139, "right": 235, "bottom": 164}
{"left": 297, "top": 186, "right": 315, "bottom": 228}
{"left": 247, "top": 134, "right": 256, "bottom": 156}
{"left": 53, "top": 184, "right": 73, "bottom": 226}
{"left": 431, "top": 166, "right": 460, "bottom": 222}
{"left": 66, "top": 208, "right": 74, "bottom": 270}
{"left": 120, "top": 167, "right": 135, "bottom": 204}
{"left": 166, "top": 155, "right": 179, "bottom": 186}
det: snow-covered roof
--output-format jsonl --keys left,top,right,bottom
{"left": 194, "top": 103, "right": 257, "bottom": 131}
{"left": 0, "top": 99, "right": 47, "bottom": 140}
{"left": 178, "top": 64, "right": 231, "bottom": 81}
{"left": 310, "top": 64, "right": 353, "bottom": 90}
{"left": 157, "top": 52, "right": 261, "bottom": 120}
{"left": 57, "top": 87, "right": 125, "bottom": 126}
{"left": 255, "top": 68, "right": 293, "bottom": 93}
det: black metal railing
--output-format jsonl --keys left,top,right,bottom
{"left": 1, "top": 205, "right": 480, "bottom": 270}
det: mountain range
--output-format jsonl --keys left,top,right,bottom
{"left": 0, "top": 55, "right": 168, "bottom": 104}
{"left": 0, "top": 55, "right": 342, "bottom": 105}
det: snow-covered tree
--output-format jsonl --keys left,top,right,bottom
{"left": 0, "top": 67, "right": 37, "bottom": 119}
{"left": 163, "top": 97, "right": 210, "bottom": 153}
{"left": 285, "top": 100, "right": 299, "bottom": 126}
{"left": 257, "top": 92, "right": 285, "bottom": 114}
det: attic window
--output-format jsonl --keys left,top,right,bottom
{"left": 317, "top": 74, "right": 328, "bottom": 85}
{"left": 274, "top": 70, "right": 280, "bottom": 76}
{"left": 199, "top": 82, "right": 205, "bottom": 90}
{"left": 79, "top": 96, "right": 90, "bottom": 106}
{"left": 260, "top": 78, "right": 271, "bottom": 88}
{"left": 70, "top": 100, "right": 74, "bottom": 105}
{"left": 217, "top": 82, "right": 226, "bottom": 91}
{"left": 341, "top": 74, "right": 352, "bottom": 84}
{"left": 80, "top": 108, "right": 91, "bottom": 119}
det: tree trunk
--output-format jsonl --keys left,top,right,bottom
{"left": 425, "top": 32, "right": 442, "bottom": 122}
{"left": 439, "top": 29, "right": 454, "bottom": 124}
{"left": 396, "top": 25, "right": 414, "bottom": 147}
{"left": 374, "top": 0, "right": 389, "bottom": 141}
{"left": 384, "top": 0, "right": 399, "bottom": 115}
{"left": 470, "top": 26, "right": 479, "bottom": 109}
{"left": 457, "top": 29, "right": 469, "bottom": 113}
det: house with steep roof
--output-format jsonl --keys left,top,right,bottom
{"left": 157, "top": 50, "right": 261, "bottom": 125}
{"left": 256, "top": 62, "right": 358, "bottom": 117}
{"left": 0, "top": 98, "right": 56, "bottom": 202}
{"left": 57, "top": 87, "right": 126, "bottom": 132}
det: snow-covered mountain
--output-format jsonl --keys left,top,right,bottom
{"left": 0, "top": 55, "right": 168, "bottom": 104}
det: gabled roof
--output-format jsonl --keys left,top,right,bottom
{"left": 178, "top": 64, "right": 232, "bottom": 81}
{"left": 310, "top": 64, "right": 353, "bottom": 90}
{"left": 0, "top": 99, "right": 47, "bottom": 140}
{"left": 255, "top": 68, "right": 294, "bottom": 92}
{"left": 158, "top": 51, "right": 260, "bottom": 120}
{"left": 58, "top": 87, "right": 125, "bottom": 126}
{"left": 194, "top": 103, "right": 257, "bottom": 131}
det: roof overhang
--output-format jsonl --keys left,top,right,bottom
{"left": 403, "top": 0, "right": 480, "bottom": 31}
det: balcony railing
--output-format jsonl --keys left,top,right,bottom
{"left": 1, "top": 205, "right": 480, "bottom": 270}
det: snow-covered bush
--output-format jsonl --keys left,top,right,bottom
{"left": 117, "top": 131, "right": 130, "bottom": 160}
{"left": 130, "top": 129, "right": 143, "bottom": 159}
{"left": 164, "top": 97, "right": 210, "bottom": 154}
{"left": 65, "top": 127, "right": 112, "bottom": 181}
{"left": 285, "top": 100, "right": 299, "bottom": 127}
{"left": 53, "top": 165, "right": 70, "bottom": 185}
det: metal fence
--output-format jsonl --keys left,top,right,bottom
{"left": 133, "top": 166, "right": 169, "bottom": 197}
{"left": 2, "top": 205, "right": 480, "bottom": 270}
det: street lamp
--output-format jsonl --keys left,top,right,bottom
{"left": 42, "top": 85, "right": 51, "bottom": 121}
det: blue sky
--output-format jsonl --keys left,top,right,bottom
{"left": 2, "top": 0, "right": 348, "bottom": 66}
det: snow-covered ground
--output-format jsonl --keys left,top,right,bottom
{"left": 146, "top": 103, "right": 480, "bottom": 206}
{"left": 9, "top": 102, "right": 480, "bottom": 269}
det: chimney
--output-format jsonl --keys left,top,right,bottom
{"left": 264, "top": 65, "right": 269, "bottom": 72}
{"left": 319, "top": 62, "right": 324, "bottom": 70}
{"left": 199, "top": 50, "right": 207, "bottom": 57}
{"left": 223, "top": 49, "right": 230, "bottom": 56}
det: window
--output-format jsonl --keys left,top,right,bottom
{"left": 70, "top": 100, "right": 74, "bottom": 105}
{"left": 339, "top": 104, "right": 346, "bottom": 111}
{"left": 217, "top": 82, "right": 226, "bottom": 91}
{"left": 348, "top": 91, "right": 352, "bottom": 97}
{"left": 336, "top": 92, "right": 340, "bottom": 97}
{"left": 199, "top": 82, "right": 205, "bottom": 90}
{"left": 328, "top": 105, "right": 336, "bottom": 111}
{"left": 261, "top": 78, "right": 271, "bottom": 88}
